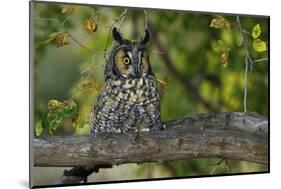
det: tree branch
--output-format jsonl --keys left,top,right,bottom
{"left": 34, "top": 112, "right": 268, "bottom": 168}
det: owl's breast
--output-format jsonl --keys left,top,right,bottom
{"left": 107, "top": 77, "right": 158, "bottom": 104}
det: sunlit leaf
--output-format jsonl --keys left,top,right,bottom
{"left": 61, "top": 100, "right": 77, "bottom": 118}
{"left": 81, "top": 81, "right": 95, "bottom": 90}
{"left": 48, "top": 99, "right": 64, "bottom": 110}
{"left": 156, "top": 74, "right": 169, "bottom": 91}
{"left": 61, "top": 5, "right": 75, "bottom": 14}
{"left": 252, "top": 24, "right": 261, "bottom": 39}
{"left": 76, "top": 119, "right": 89, "bottom": 129}
{"left": 84, "top": 17, "right": 98, "bottom": 35}
{"left": 210, "top": 16, "right": 231, "bottom": 30}
{"left": 35, "top": 120, "right": 43, "bottom": 136}
{"left": 253, "top": 39, "right": 267, "bottom": 52}
{"left": 213, "top": 40, "right": 230, "bottom": 52}
{"left": 46, "top": 110, "right": 63, "bottom": 130}
{"left": 48, "top": 128, "right": 56, "bottom": 135}
{"left": 72, "top": 113, "right": 88, "bottom": 129}
{"left": 43, "top": 32, "right": 70, "bottom": 48}
{"left": 219, "top": 51, "right": 230, "bottom": 67}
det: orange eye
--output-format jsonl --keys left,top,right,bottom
{"left": 123, "top": 57, "right": 130, "bottom": 64}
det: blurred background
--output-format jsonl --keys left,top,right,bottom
{"left": 32, "top": 1, "right": 268, "bottom": 186}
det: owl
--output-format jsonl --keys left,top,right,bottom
{"left": 89, "top": 27, "right": 162, "bottom": 134}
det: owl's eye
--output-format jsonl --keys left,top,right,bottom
{"left": 123, "top": 57, "right": 131, "bottom": 65}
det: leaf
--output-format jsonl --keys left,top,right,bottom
{"left": 210, "top": 16, "right": 231, "bottom": 30}
{"left": 72, "top": 113, "right": 88, "bottom": 129}
{"left": 252, "top": 24, "right": 261, "bottom": 39}
{"left": 76, "top": 119, "right": 89, "bottom": 129}
{"left": 61, "top": 100, "right": 77, "bottom": 118}
{"left": 81, "top": 81, "right": 95, "bottom": 90}
{"left": 61, "top": 5, "right": 75, "bottom": 14}
{"left": 156, "top": 74, "right": 169, "bottom": 91}
{"left": 213, "top": 40, "right": 230, "bottom": 53}
{"left": 84, "top": 17, "right": 98, "bottom": 35}
{"left": 35, "top": 120, "right": 43, "bottom": 136}
{"left": 46, "top": 110, "right": 63, "bottom": 130}
{"left": 253, "top": 39, "right": 267, "bottom": 52}
{"left": 219, "top": 51, "right": 230, "bottom": 67}
{"left": 48, "top": 99, "right": 64, "bottom": 110}
{"left": 42, "top": 32, "right": 70, "bottom": 48}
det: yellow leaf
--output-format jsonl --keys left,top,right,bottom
{"left": 48, "top": 99, "right": 64, "bottom": 110}
{"left": 35, "top": 120, "right": 43, "bottom": 136}
{"left": 252, "top": 24, "right": 261, "bottom": 39}
{"left": 219, "top": 51, "right": 229, "bottom": 67}
{"left": 253, "top": 39, "right": 267, "bottom": 52}
{"left": 61, "top": 5, "right": 75, "bottom": 14}
{"left": 156, "top": 74, "right": 169, "bottom": 91}
{"left": 81, "top": 81, "right": 95, "bottom": 89}
{"left": 43, "top": 32, "right": 70, "bottom": 48}
{"left": 210, "top": 16, "right": 231, "bottom": 30}
{"left": 48, "top": 128, "right": 55, "bottom": 135}
{"left": 84, "top": 17, "right": 98, "bottom": 35}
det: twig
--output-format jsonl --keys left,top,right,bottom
{"left": 243, "top": 57, "right": 249, "bottom": 112}
{"left": 236, "top": 16, "right": 253, "bottom": 113}
{"left": 68, "top": 33, "right": 91, "bottom": 52}
{"left": 210, "top": 158, "right": 225, "bottom": 175}
{"left": 35, "top": 17, "right": 63, "bottom": 27}
{"left": 61, "top": 6, "right": 77, "bottom": 26}
{"left": 104, "top": 9, "right": 128, "bottom": 55}
{"left": 35, "top": 16, "right": 91, "bottom": 52}
{"left": 253, "top": 58, "right": 268, "bottom": 63}
{"left": 144, "top": 10, "right": 148, "bottom": 29}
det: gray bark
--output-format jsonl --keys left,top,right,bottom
{"left": 34, "top": 112, "right": 268, "bottom": 167}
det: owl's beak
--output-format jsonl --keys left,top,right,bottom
{"left": 128, "top": 64, "right": 140, "bottom": 78}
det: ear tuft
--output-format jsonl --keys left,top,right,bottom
{"left": 112, "top": 27, "right": 124, "bottom": 44}
{"left": 139, "top": 29, "right": 150, "bottom": 46}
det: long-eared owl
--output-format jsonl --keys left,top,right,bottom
{"left": 89, "top": 27, "right": 162, "bottom": 134}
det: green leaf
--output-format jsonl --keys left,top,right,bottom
{"left": 62, "top": 100, "right": 77, "bottom": 118}
{"left": 35, "top": 120, "right": 43, "bottom": 136}
{"left": 253, "top": 39, "right": 267, "bottom": 52}
{"left": 252, "top": 24, "right": 261, "bottom": 39}
{"left": 46, "top": 110, "right": 63, "bottom": 130}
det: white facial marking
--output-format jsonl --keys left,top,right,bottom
{"left": 127, "top": 52, "right": 133, "bottom": 61}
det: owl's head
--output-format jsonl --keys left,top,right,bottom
{"left": 105, "top": 27, "right": 153, "bottom": 80}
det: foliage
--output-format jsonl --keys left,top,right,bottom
{"left": 33, "top": 1, "right": 268, "bottom": 181}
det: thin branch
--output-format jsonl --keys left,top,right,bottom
{"left": 61, "top": 6, "right": 77, "bottom": 26}
{"left": 210, "top": 158, "right": 225, "bottom": 175}
{"left": 236, "top": 16, "right": 253, "bottom": 113}
{"left": 35, "top": 17, "right": 63, "bottom": 27}
{"left": 144, "top": 10, "right": 148, "bottom": 29}
{"left": 36, "top": 16, "right": 91, "bottom": 52}
{"left": 104, "top": 9, "right": 128, "bottom": 54}
{"left": 244, "top": 57, "right": 249, "bottom": 112}
{"left": 253, "top": 58, "right": 268, "bottom": 63}
{"left": 68, "top": 33, "right": 91, "bottom": 52}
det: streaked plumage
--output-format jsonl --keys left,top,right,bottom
{"left": 90, "top": 27, "right": 162, "bottom": 133}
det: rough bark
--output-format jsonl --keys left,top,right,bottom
{"left": 34, "top": 112, "right": 268, "bottom": 167}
